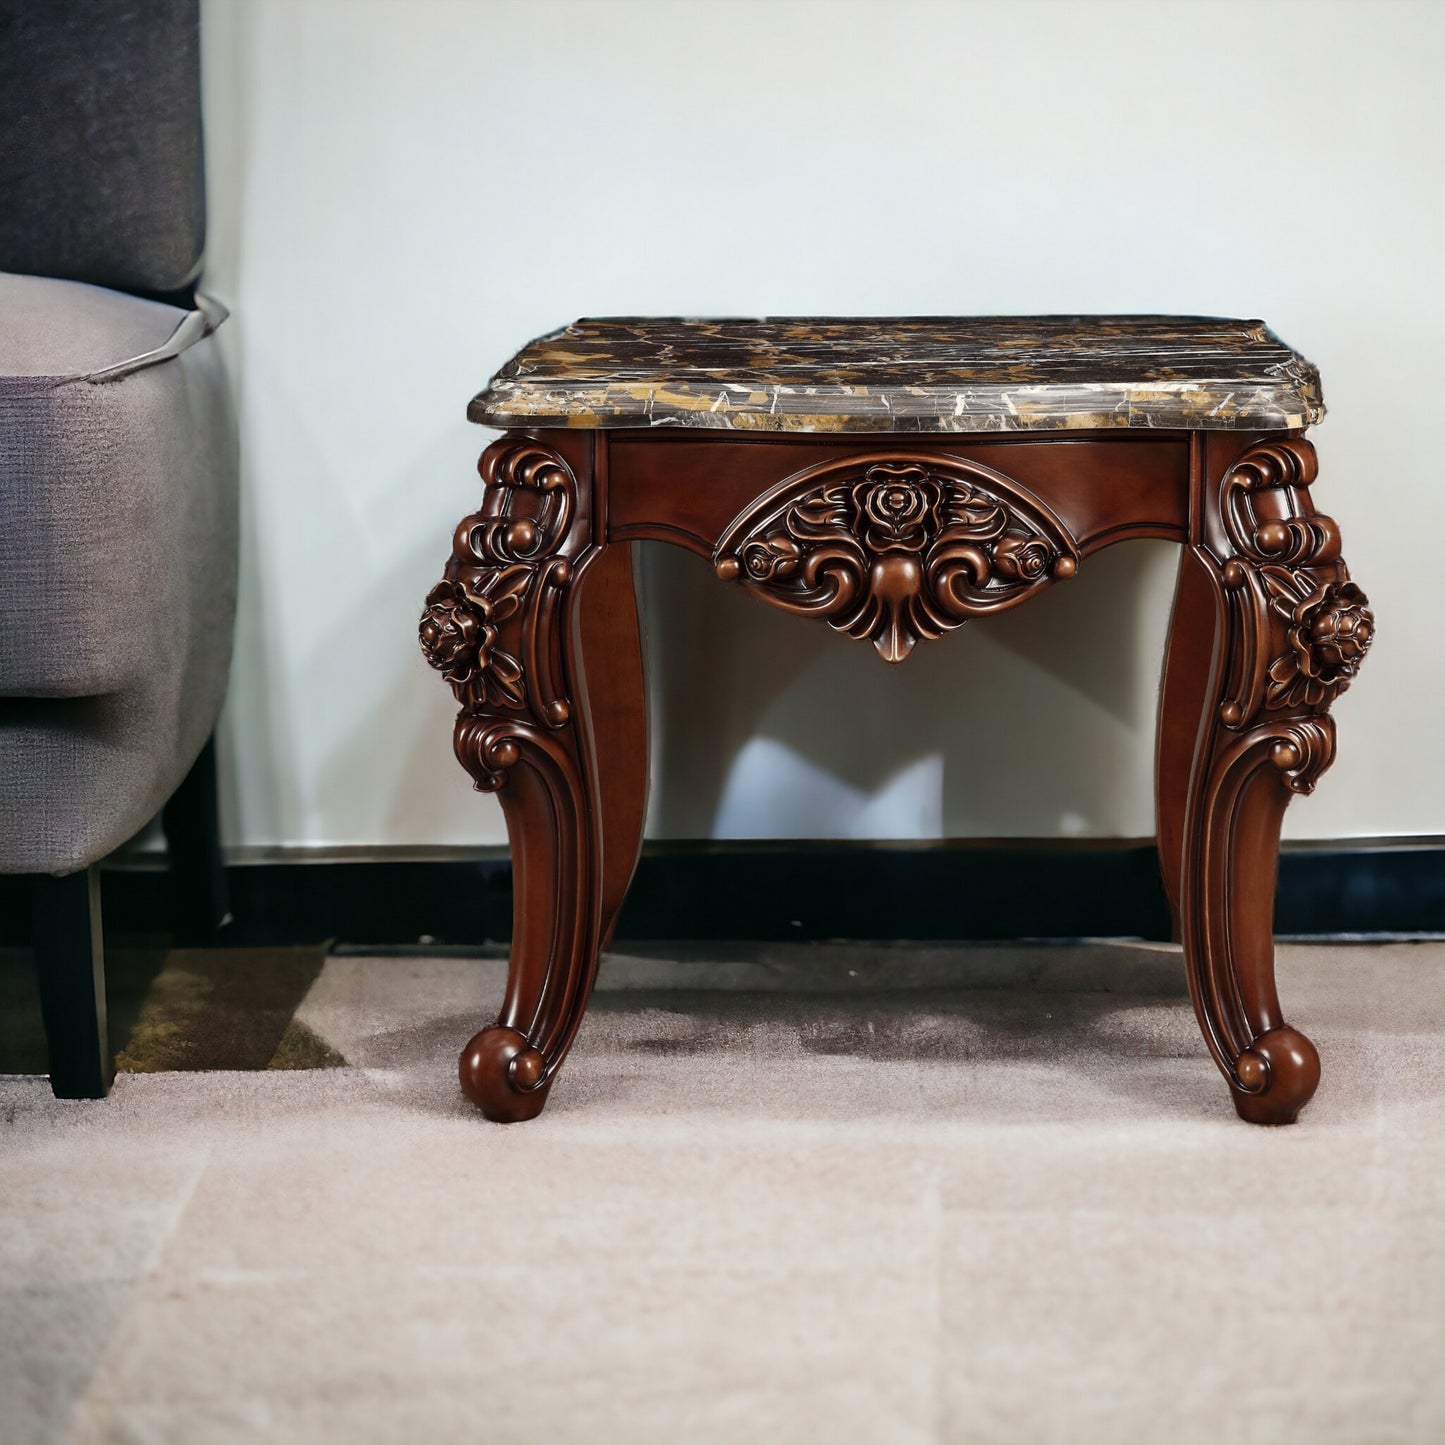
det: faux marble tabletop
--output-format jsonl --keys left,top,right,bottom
{"left": 470, "top": 316, "right": 1323, "bottom": 434}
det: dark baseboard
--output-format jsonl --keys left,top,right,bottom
{"left": 4, "top": 838, "right": 1443, "bottom": 948}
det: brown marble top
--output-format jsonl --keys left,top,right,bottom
{"left": 469, "top": 316, "right": 1323, "bottom": 434}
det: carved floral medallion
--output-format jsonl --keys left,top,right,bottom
{"left": 420, "top": 570, "right": 528, "bottom": 711}
{"left": 714, "top": 455, "right": 1078, "bottom": 662}
{"left": 1261, "top": 570, "right": 1373, "bottom": 710}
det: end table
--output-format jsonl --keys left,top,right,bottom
{"left": 420, "top": 317, "right": 1372, "bottom": 1125}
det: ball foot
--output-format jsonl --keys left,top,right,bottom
{"left": 459, "top": 1025, "right": 551, "bottom": 1122}
{"left": 1231, "top": 1026, "right": 1320, "bottom": 1125}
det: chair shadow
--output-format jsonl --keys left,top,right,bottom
{"left": 0, "top": 946, "right": 169, "bottom": 1077}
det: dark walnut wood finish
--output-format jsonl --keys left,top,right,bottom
{"left": 420, "top": 318, "right": 1371, "bottom": 1125}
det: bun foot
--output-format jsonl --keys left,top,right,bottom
{"left": 459, "top": 1025, "right": 552, "bottom": 1122}
{"left": 1231, "top": 1026, "right": 1321, "bottom": 1125}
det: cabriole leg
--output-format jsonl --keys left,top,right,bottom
{"left": 1161, "top": 437, "right": 1372, "bottom": 1124}
{"left": 421, "top": 434, "right": 640, "bottom": 1121}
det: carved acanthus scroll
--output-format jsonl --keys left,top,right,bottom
{"left": 713, "top": 454, "right": 1079, "bottom": 662}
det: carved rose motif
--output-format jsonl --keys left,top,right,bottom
{"left": 1265, "top": 574, "right": 1373, "bottom": 709}
{"left": 1305, "top": 582, "right": 1373, "bottom": 676}
{"left": 419, "top": 570, "right": 528, "bottom": 710}
{"left": 852, "top": 468, "right": 940, "bottom": 553}
{"left": 992, "top": 533, "right": 1052, "bottom": 581}
{"left": 419, "top": 580, "right": 482, "bottom": 676}
{"left": 741, "top": 533, "right": 802, "bottom": 581}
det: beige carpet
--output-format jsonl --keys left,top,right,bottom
{"left": 2, "top": 940, "right": 1443, "bottom": 1444}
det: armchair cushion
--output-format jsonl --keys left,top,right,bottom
{"left": 0, "top": 272, "right": 234, "bottom": 700}
{"left": 0, "top": 272, "right": 237, "bottom": 875}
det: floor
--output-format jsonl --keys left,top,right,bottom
{"left": 3, "top": 939, "right": 1443, "bottom": 1444}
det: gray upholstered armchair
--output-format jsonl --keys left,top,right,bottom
{"left": 0, "top": 0, "right": 239, "bottom": 1096}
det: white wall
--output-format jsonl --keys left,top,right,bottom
{"left": 200, "top": 0, "right": 1445, "bottom": 851}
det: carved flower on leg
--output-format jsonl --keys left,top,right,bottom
{"left": 419, "top": 579, "right": 482, "bottom": 678}
{"left": 852, "top": 466, "right": 940, "bottom": 553}
{"left": 419, "top": 567, "right": 529, "bottom": 709}
{"left": 741, "top": 532, "right": 802, "bottom": 582}
{"left": 992, "top": 532, "right": 1053, "bottom": 582}
{"left": 1305, "top": 582, "right": 1373, "bottom": 676}
{"left": 1264, "top": 574, "right": 1374, "bottom": 709}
